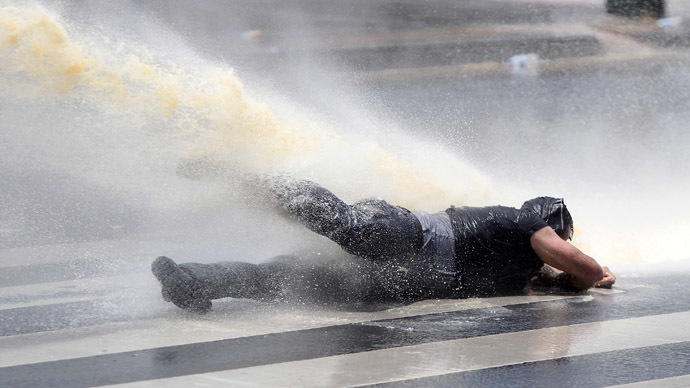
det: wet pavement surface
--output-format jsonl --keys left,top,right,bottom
{"left": 1, "top": 255, "right": 689, "bottom": 387}
{"left": 3, "top": 0, "right": 690, "bottom": 386}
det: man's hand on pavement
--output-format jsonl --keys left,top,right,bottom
{"left": 594, "top": 266, "right": 616, "bottom": 288}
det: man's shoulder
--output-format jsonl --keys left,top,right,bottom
{"left": 445, "top": 204, "right": 519, "bottom": 216}
{"left": 517, "top": 208, "right": 549, "bottom": 237}
{"left": 445, "top": 205, "right": 524, "bottom": 232}
{"left": 445, "top": 203, "right": 547, "bottom": 240}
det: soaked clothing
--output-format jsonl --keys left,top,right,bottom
{"left": 446, "top": 205, "right": 548, "bottom": 297}
{"left": 158, "top": 178, "right": 566, "bottom": 309}
{"left": 268, "top": 177, "right": 422, "bottom": 262}
{"left": 270, "top": 177, "right": 562, "bottom": 299}
{"left": 411, "top": 210, "right": 457, "bottom": 276}
{"left": 177, "top": 253, "right": 457, "bottom": 305}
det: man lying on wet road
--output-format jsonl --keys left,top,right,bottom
{"left": 152, "top": 176, "right": 616, "bottom": 313}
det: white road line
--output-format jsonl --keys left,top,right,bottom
{"left": 0, "top": 294, "right": 575, "bottom": 367}
{"left": 0, "top": 239, "right": 166, "bottom": 268}
{"left": 0, "top": 273, "right": 152, "bottom": 310}
{"left": 0, "top": 295, "right": 105, "bottom": 310}
{"left": 0, "top": 273, "right": 148, "bottom": 297}
{"left": 101, "top": 311, "right": 690, "bottom": 388}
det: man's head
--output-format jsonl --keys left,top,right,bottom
{"left": 521, "top": 197, "right": 574, "bottom": 240}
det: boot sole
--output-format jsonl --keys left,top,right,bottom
{"left": 151, "top": 256, "right": 212, "bottom": 313}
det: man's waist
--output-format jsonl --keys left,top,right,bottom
{"left": 411, "top": 210, "right": 458, "bottom": 276}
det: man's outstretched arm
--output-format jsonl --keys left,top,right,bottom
{"left": 530, "top": 226, "right": 614, "bottom": 291}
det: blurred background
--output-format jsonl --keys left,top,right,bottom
{"left": 2, "top": 0, "right": 690, "bottom": 280}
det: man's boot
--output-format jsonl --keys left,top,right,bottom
{"left": 151, "top": 256, "right": 213, "bottom": 313}
{"left": 152, "top": 256, "right": 277, "bottom": 313}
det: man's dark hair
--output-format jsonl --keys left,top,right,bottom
{"left": 521, "top": 197, "right": 574, "bottom": 240}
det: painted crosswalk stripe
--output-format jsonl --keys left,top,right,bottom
{"left": 100, "top": 311, "right": 690, "bottom": 388}
{"left": 2, "top": 293, "right": 688, "bottom": 387}
{"left": 369, "top": 342, "right": 690, "bottom": 388}
{"left": 2, "top": 273, "right": 689, "bottom": 388}
{"left": 0, "top": 294, "right": 577, "bottom": 367}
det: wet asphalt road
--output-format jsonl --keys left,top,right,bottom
{"left": 2, "top": 0, "right": 690, "bottom": 386}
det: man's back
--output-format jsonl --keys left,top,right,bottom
{"left": 446, "top": 205, "right": 546, "bottom": 296}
